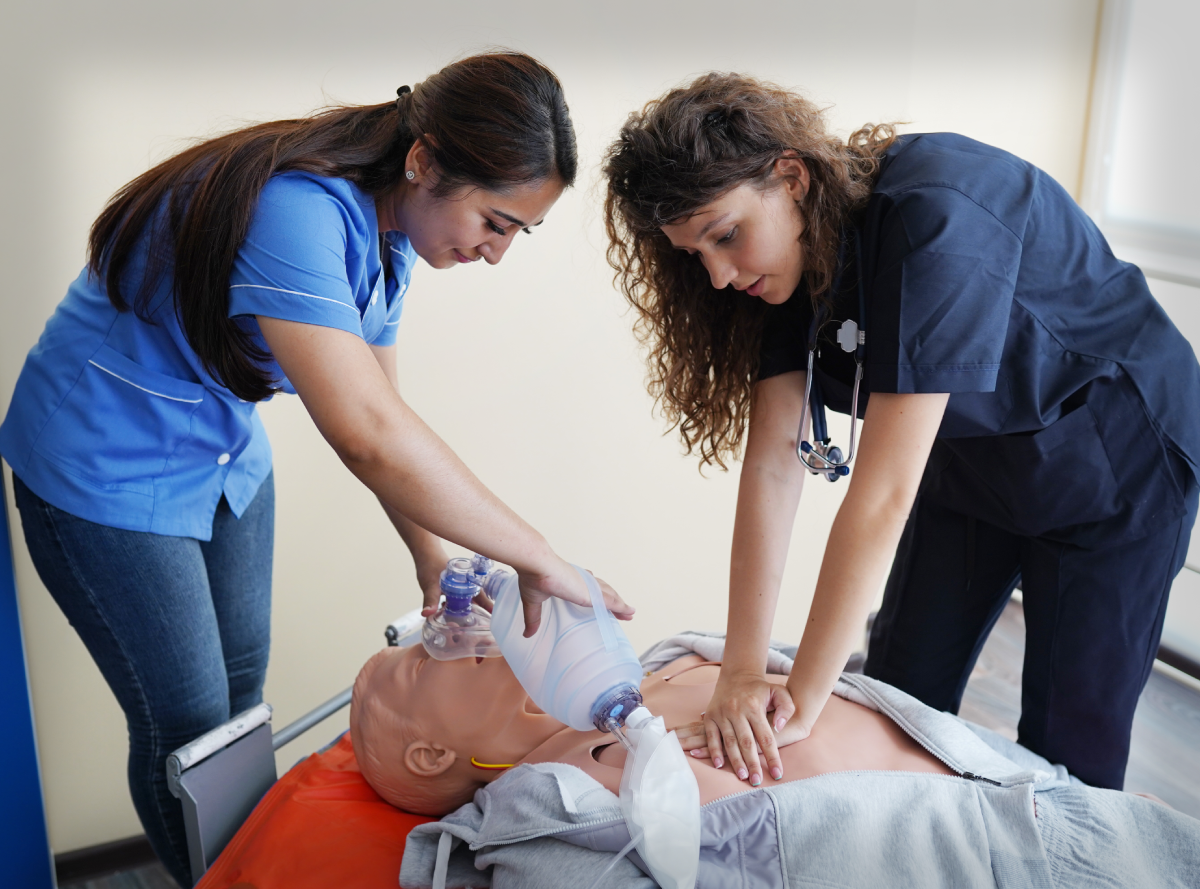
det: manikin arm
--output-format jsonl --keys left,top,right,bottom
{"left": 259, "top": 317, "right": 633, "bottom": 630}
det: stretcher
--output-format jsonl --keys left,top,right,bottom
{"left": 172, "top": 613, "right": 432, "bottom": 888}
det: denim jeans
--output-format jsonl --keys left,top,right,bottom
{"left": 13, "top": 473, "right": 274, "bottom": 887}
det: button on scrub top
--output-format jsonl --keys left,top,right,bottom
{"left": 759, "top": 133, "right": 1200, "bottom": 545}
{"left": 0, "top": 172, "right": 416, "bottom": 540}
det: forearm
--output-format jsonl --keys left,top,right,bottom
{"left": 785, "top": 391, "right": 949, "bottom": 720}
{"left": 338, "top": 397, "right": 553, "bottom": 574}
{"left": 724, "top": 462, "right": 805, "bottom": 673}
{"left": 264, "top": 318, "right": 555, "bottom": 574}
{"left": 723, "top": 372, "right": 808, "bottom": 674}
{"left": 785, "top": 490, "right": 910, "bottom": 714}
{"left": 379, "top": 499, "right": 448, "bottom": 589}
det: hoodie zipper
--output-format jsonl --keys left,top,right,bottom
{"left": 837, "top": 674, "right": 1007, "bottom": 787}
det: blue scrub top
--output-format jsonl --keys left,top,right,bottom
{"left": 759, "top": 133, "right": 1200, "bottom": 545}
{"left": 0, "top": 172, "right": 417, "bottom": 540}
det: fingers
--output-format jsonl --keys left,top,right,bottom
{"left": 735, "top": 718, "right": 765, "bottom": 785}
{"left": 717, "top": 719, "right": 752, "bottom": 782}
{"left": 521, "top": 594, "right": 542, "bottom": 638}
{"left": 591, "top": 574, "right": 635, "bottom": 619}
{"left": 768, "top": 685, "right": 796, "bottom": 734}
{"left": 674, "top": 721, "right": 708, "bottom": 754}
{"left": 703, "top": 717, "right": 726, "bottom": 771}
{"left": 753, "top": 710, "right": 784, "bottom": 783}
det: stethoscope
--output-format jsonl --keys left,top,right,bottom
{"left": 795, "top": 230, "right": 866, "bottom": 482}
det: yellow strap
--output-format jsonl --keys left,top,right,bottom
{"left": 470, "top": 756, "right": 516, "bottom": 770}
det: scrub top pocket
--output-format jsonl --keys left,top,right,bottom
{"left": 33, "top": 344, "right": 206, "bottom": 494}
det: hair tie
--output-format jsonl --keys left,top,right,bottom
{"left": 395, "top": 85, "right": 412, "bottom": 116}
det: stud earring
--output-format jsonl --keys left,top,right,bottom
{"left": 405, "top": 170, "right": 415, "bottom": 181}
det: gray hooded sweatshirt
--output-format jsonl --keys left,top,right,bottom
{"left": 400, "top": 632, "right": 1200, "bottom": 888}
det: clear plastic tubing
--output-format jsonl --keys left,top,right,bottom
{"left": 487, "top": 563, "right": 647, "bottom": 734}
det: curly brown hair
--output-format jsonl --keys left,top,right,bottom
{"left": 603, "top": 72, "right": 896, "bottom": 470}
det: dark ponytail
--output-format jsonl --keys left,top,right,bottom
{"left": 88, "top": 50, "right": 577, "bottom": 402}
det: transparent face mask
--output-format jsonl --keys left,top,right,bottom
{"left": 419, "top": 556, "right": 503, "bottom": 661}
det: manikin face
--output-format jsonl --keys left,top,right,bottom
{"left": 660, "top": 158, "right": 810, "bottom": 306}
{"left": 382, "top": 138, "right": 565, "bottom": 269}
{"left": 355, "top": 643, "right": 537, "bottom": 753}
{"left": 350, "top": 642, "right": 564, "bottom": 814}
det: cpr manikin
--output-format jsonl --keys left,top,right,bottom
{"left": 375, "top": 555, "right": 702, "bottom": 887}
{"left": 351, "top": 640, "right": 953, "bottom": 807}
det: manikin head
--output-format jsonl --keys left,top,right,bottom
{"left": 350, "top": 644, "right": 564, "bottom": 816}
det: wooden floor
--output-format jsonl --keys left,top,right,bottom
{"left": 72, "top": 599, "right": 1200, "bottom": 885}
{"left": 959, "top": 598, "right": 1200, "bottom": 818}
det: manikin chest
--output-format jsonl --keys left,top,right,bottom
{"left": 521, "top": 656, "right": 951, "bottom": 804}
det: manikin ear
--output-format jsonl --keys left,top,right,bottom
{"left": 772, "top": 155, "right": 810, "bottom": 202}
{"left": 404, "top": 739, "right": 457, "bottom": 777}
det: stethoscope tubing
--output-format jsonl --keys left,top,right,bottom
{"left": 794, "top": 229, "right": 866, "bottom": 478}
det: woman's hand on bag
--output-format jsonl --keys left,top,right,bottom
{"left": 680, "top": 669, "right": 798, "bottom": 785}
{"left": 517, "top": 558, "right": 634, "bottom": 637}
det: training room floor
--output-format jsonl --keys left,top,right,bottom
{"left": 70, "top": 597, "right": 1200, "bottom": 887}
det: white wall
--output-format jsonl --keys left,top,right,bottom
{"left": 0, "top": 0, "right": 1100, "bottom": 853}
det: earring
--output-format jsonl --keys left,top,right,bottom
{"left": 405, "top": 170, "right": 415, "bottom": 181}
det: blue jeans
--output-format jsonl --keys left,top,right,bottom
{"left": 13, "top": 473, "right": 274, "bottom": 887}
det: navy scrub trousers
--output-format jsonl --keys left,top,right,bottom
{"left": 865, "top": 449, "right": 1198, "bottom": 790}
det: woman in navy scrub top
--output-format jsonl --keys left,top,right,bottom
{"left": 604, "top": 73, "right": 1200, "bottom": 792}
{"left": 0, "top": 52, "right": 630, "bottom": 887}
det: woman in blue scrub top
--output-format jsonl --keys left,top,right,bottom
{"left": 0, "top": 52, "right": 630, "bottom": 887}
{"left": 603, "top": 73, "right": 1200, "bottom": 792}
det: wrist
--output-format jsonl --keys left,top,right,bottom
{"left": 413, "top": 544, "right": 449, "bottom": 588}
{"left": 506, "top": 535, "right": 557, "bottom": 577}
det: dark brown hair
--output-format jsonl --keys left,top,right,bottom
{"left": 89, "top": 50, "right": 577, "bottom": 401}
{"left": 604, "top": 72, "right": 895, "bottom": 469}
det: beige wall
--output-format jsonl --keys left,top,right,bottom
{"left": 0, "top": 0, "right": 1099, "bottom": 853}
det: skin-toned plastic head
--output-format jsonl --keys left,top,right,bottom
{"left": 349, "top": 644, "right": 564, "bottom": 816}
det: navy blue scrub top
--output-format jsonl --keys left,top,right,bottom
{"left": 0, "top": 172, "right": 417, "bottom": 540}
{"left": 759, "top": 134, "right": 1200, "bottom": 546}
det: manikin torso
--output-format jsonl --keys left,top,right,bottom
{"left": 521, "top": 655, "right": 952, "bottom": 805}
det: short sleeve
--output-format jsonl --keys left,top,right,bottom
{"left": 867, "top": 187, "right": 1022, "bottom": 394}
{"left": 757, "top": 289, "right": 811, "bottom": 381}
{"left": 228, "top": 175, "right": 366, "bottom": 338}
{"left": 370, "top": 234, "right": 417, "bottom": 347}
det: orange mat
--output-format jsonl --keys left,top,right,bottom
{"left": 196, "top": 734, "right": 435, "bottom": 889}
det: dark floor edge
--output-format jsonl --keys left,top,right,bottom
{"left": 55, "top": 834, "right": 158, "bottom": 885}
{"left": 1159, "top": 643, "right": 1200, "bottom": 683}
